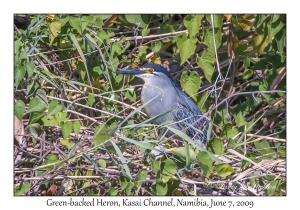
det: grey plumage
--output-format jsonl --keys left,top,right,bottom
{"left": 116, "top": 63, "right": 209, "bottom": 148}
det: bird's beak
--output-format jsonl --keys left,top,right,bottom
{"left": 115, "top": 67, "right": 154, "bottom": 75}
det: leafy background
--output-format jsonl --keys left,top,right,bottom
{"left": 14, "top": 14, "right": 286, "bottom": 196}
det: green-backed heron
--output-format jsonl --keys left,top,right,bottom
{"left": 116, "top": 63, "right": 209, "bottom": 148}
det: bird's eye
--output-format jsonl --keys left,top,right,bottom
{"left": 140, "top": 68, "right": 154, "bottom": 74}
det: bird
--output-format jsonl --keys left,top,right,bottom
{"left": 115, "top": 63, "right": 210, "bottom": 148}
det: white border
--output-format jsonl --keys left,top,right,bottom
{"left": 4, "top": 1, "right": 295, "bottom": 209}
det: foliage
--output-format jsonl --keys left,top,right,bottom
{"left": 14, "top": 14, "right": 285, "bottom": 196}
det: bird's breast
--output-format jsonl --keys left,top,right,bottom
{"left": 140, "top": 84, "right": 178, "bottom": 125}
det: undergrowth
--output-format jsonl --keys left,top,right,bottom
{"left": 14, "top": 14, "right": 286, "bottom": 196}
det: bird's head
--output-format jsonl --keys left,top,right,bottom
{"left": 115, "top": 63, "right": 173, "bottom": 83}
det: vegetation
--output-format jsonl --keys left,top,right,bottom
{"left": 14, "top": 14, "right": 286, "bottom": 196}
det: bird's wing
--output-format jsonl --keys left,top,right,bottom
{"left": 173, "top": 99, "right": 209, "bottom": 147}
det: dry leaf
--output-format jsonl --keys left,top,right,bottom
{"left": 14, "top": 116, "right": 24, "bottom": 145}
{"left": 46, "top": 184, "right": 58, "bottom": 196}
{"left": 224, "top": 14, "right": 232, "bottom": 22}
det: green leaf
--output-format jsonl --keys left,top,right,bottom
{"left": 86, "top": 191, "right": 96, "bottom": 196}
{"left": 158, "top": 24, "right": 175, "bottom": 43}
{"left": 73, "top": 121, "right": 81, "bottom": 135}
{"left": 154, "top": 179, "right": 168, "bottom": 196}
{"left": 29, "top": 111, "right": 45, "bottom": 125}
{"left": 215, "top": 163, "right": 234, "bottom": 178}
{"left": 88, "top": 94, "right": 95, "bottom": 106}
{"left": 197, "top": 50, "right": 215, "bottom": 83}
{"left": 184, "top": 15, "right": 201, "bottom": 37}
{"left": 197, "top": 150, "right": 213, "bottom": 177}
{"left": 235, "top": 111, "right": 247, "bottom": 127}
{"left": 82, "top": 15, "right": 96, "bottom": 26}
{"left": 48, "top": 154, "right": 59, "bottom": 163}
{"left": 25, "top": 62, "right": 35, "bottom": 77}
{"left": 158, "top": 24, "right": 174, "bottom": 34}
{"left": 28, "top": 123, "right": 40, "bottom": 138}
{"left": 14, "top": 182, "right": 30, "bottom": 195}
{"left": 36, "top": 89, "right": 48, "bottom": 104}
{"left": 180, "top": 70, "right": 200, "bottom": 100}
{"left": 55, "top": 112, "right": 68, "bottom": 124}
{"left": 275, "top": 29, "right": 286, "bottom": 55}
{"left": 26, "top": 80, "right": 39, "bottom": 97}
{"left": 82, "top": 15, "right": 96, "bottom": 29}
{"left": 161, "top": 159, "right": 176, "bottom": 183}
{"left": 228, "top": 138, "right": 237, "bottom": 149}
{"left": 93, "top": 66, "right": 103, "bottom": 75}
{"left": 235, "top": 43, "right": 248, "bottom": 57}
{"left": 278, "top": 148, "right": 286, "bottom": 157}
{"left": 42, "top": 115, "right": 59, "bottom": 126}
{"left": 26, "top": 97, "right": 45, "bottom": 113}
{"left": 60, "top": 121, "right": 72, "bottom": 139}
{"left": 269, "top": 16, "right": 285, "bottom": 43}
{"left": 108, "top": 188, "right": 118, "bottom": 196}
{"left": 176, "top": 33, "right": 197, "bottom": 65}
{"left": 97, "top": 159, "right": 106, "bottom": 169}
{"left": 167, "top": 127, "right": 222, "bottom": 164}
{"left": 152, "top": 159, "right": 160, "bottom": 177}
{"left": 243, "top": 68, "right": 253, "bottom": 79}
{"left": 82, "top": 181, "right": 91, "bottom": 188}
{"left": 123, "top": 90, "right": 136, "bottom": 102}
{"left": 207, "top": 138, "right": 224, "bottom": 155}
{"left": 97, "top": 29, "right": 107, "bottom": 43}
{"left": 196, "top": 92, "right": 208, "bottom": 112}
{"left": 244, "top": 57, "right": 251, "bottom": 68}
{"left": 47, "top": 19, "right": 61, "bottom": 45}
{"left": 57, "top": 15, "right": 69, "bottom": 26}
{"left": 120, "top": 176, "right": 129, "bottom": 191}
{"left": 125, "top": 182, "right": 134, "bottom": 195}
{"left": 95, "top": 16, "right": 103, "bottom": 26}
{"left": 14, "top": 100, "right": 25, "bottom": 121}
{"left": 221, "top": 123, "right": 239, "bottom": 139}
{"left": 124, "top": 14, "right": 148, "bottom": 28}
{"left": 70, "top": 33, "right": 86, "bottom": 63}
{"left": 60, "top": 139, "right": 75, "bottom": 149}
{"left": 42, "top": 154, "right": 60, "bottom": 169}
{"left": 252, "top": 33, "right": 269, "bottom": 54}
{"left": 19, "top": 51, "right": 28, "bottom": 60}
{"left": 259, "top": 82, "right": 271, "bottom": 101}
{"left": 266, "top": 179, "right": 281, "bottom": 196}
{"left": 232, "top": 14, "right": 254, "bottom": 31}
{"left": 203, "top": 28, "right": 222, "bottom": 53}
{"left": 168, "top": 146, "right": 197, "bottom": 161}
{"left": 255, "top": 140, "right": 275, "bottom": 158}
{"left": 151, "top": 41, "right": 162, "bottom": 53}
{"left": 117, "top": 135, "right": 160, "bottom": 153}
{"left": 212, "top": 14, "right": 223, "bottom": 29}
{"left": 138, "top": 45, "right": 148, "bottom": 58}
{"left": 138, "top": 170, "right": 147, "bottom": 181}
{"left": 14, "top": 40, "right": 22, "bottom": 54}
{"left": 94, "top": 124, "right": 109, "bottom": 146}
{"left": 142, "top": 28, "right": 150, "bottom": 36}
{"left": 110, "top": 140, "right": 132, "bottom": 180}
{"left": 242, "top": 153, "right": 261, "bottom": 169}
{"left": 69, "top": 16, "right": 81, "bottom": 33}
{"left": 48, "top": 100, "right": 62, "bottom": 116}
{"left": 15, "top": 65, "right": 26, "bottom": 87}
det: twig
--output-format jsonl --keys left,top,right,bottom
{"left": 47, "top": 95, "right": 124, "bottom": 120}
{"left": 110, "top": 30, "right": 188, "bottom": 42}
{"left": 246, "top": 134, "right": 286, "bottom": 142}
{"left": 65, "top": 110, "right": 101, "bottom": 124}
{"left": 212, "top": 90, "right": 286, "bottom": 112}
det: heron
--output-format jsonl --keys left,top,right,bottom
{"left": 116, "top": 63, "right": 210, "bottom": 148}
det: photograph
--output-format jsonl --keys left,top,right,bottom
{"left": 13, "top": 14, "right": 286, "bottom": 199}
